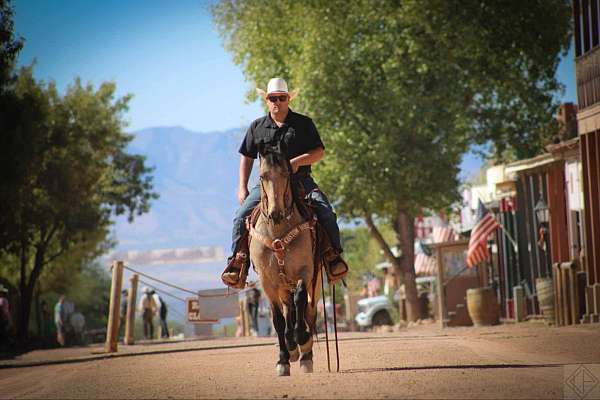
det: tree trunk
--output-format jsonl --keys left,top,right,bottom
{"left": 364, "top": 213, "right": 419, "bottom": 322}
{"left": 18, "top": 243, "right": 46, "bottom": 341}
{"left": 394, "top": 209, "right": 420, "bottom": 322}
{"left": 35, "top": 289, "right": 42, "bottom": 337}
{"left": 18, "top": 241, "right": 29, "bottom": 339}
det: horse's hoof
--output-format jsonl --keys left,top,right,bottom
{"left": 288, "top": 347, "right": 299, "bottom": 362}
{"left": 299, "top": 360, "right": 313, "bottom": 373}
{"left": 299, "top": 336, "right": 313, "bottom": 354}
{"left": 276, "top": 363, "right": 290, "bottom": 377}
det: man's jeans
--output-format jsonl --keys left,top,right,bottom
{"left": 231, "top": 175, "right": 342, "bottom": 254}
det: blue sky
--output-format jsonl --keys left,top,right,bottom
{"left": 14, "top": 0, "right": 263, "bottom": 132}
{"left": 14, "top": 1, "right": 576, "bottom": 135}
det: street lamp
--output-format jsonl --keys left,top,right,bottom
{"left": 534, "top": 197, "right": 550, "bottom": 277}
{"left": 534, "top": 198, "right": 549, "bottom": 226}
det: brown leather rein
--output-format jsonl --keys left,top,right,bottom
{"left": 248, "top": 165, "right": 317, "bottom": 284}
{"left": 247, "top": 216, "right": 316, "bottom": 267}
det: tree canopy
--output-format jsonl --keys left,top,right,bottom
{"left": 0, "top": 66, "right": 158, "bottom": 337}
{"left": 213, "top": 0, "right": 572, "bottom": 321}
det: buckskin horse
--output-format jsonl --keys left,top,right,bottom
{"left": 248, "top": 136, "right": 322, "bottom": 377}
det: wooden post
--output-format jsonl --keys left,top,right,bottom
{"left": 593, "top": 283, "right": 600, "bottom": 322}
{"left": 561, "top": 267, "right": 570, "bottom": 324}
{"left": 566, "top": 263, "right": 579, "bottom": 325}
{"left": 124, "top": 274, "right": 138, "bottom": 345}
{"left": 553, "top": 263, "right": 563, "bottom": 326}
{"left": 239, "top": 300, "right": 247, "bottom": 336}
{"left": 514, "top": 286, "right": 525, "bottom": 322}
{"left": 242, "top": 300, "right": 250, "bottom": 336}
{"left": 435, "top": 246, "right": 447, "bottom": 328}
{"left": 105, "top": 261, "right": 124, "bottom": 353}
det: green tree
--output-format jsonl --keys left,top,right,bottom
{"left": 213, "top": 0, "right": 570, "bottom": 321}
{"left": 0, "top": 67, "right": 158, "bottom": 338}
{"left": 0, "top": 0, "right": 22, "bottom": 92}
{"left": 341, "top": 225, "right": 395, "bottom": 292}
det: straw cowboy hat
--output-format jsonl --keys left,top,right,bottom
{"left": 256, "top": 77, "right": 299, "bottom": 101}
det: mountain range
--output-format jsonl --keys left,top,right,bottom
{"left": 112, "top": 126, "right": 249, "bottom": 253}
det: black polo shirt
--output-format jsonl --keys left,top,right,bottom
{"left": 238, "top": 109, "right": 325, "bottom": 174}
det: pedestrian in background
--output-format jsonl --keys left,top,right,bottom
{"left": 138, "top": 287, "right": 157, "bottom": 340}
{"left": 0, "top": 284, "right": 12, "bottom": 346}
{"left": 150, "top": 290, "right": 169, "bottom": 339}
{"left": 54, "top": 295, "right": 66, "bottom": 346}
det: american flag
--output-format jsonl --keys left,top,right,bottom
{"left": 414, "top": 241, "right": 437, "bottom": 276}
{"left": 432, "top": 226, "right": 455, "bottom": 243}
{"left": 466, "top": 200, "right": 500, "bottom": 268}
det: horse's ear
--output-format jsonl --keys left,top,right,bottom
{"left": 281, "top": 128, "right": 295, "bottom": 155}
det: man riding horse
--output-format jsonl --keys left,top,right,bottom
{"left": 221, "top": 77, "right": 348, "bottom": 288}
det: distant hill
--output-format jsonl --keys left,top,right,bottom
{"left": 112, "top": 126, "right": 250, "bottom": 253}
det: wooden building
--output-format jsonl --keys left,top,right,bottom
{"left": 478, "top": 103, "right": 584, "bottom": 323}
{"left": 573, "top": 0, "right": 600, "bottom": 323}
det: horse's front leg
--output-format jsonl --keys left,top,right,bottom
{"left": 294, "top": 279, "right": 314, "bottom": 373}
{"left": 272, "top": 303, "right": 290, "bottom": 376}
{"left": 284, "top": 296, "right": 299, "bottom": 362}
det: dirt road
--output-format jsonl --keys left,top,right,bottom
{"left": 2, "top": 322, "right": 600, "bottom": 399}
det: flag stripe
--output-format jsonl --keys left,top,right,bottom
{"left": 433, "top": 226, "right": 454, "bottom": 243}
{"left": 470, "top": 216, "right": 498, "bottom": 245}
{"left": 467, "top": 201, "right": 499, "bottom": 268}
{"left": 415, "top": 253, "right": 437, "bottom": 276}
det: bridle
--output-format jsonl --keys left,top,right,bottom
{"left": 258, "top": 157, "right": 294, "bottom": 223}
{"left": 249, "top": 157, "right": 316, "bottom": 287}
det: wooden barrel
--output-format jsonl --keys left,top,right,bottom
{"left": 466, "top": 287, "right": 500, "bottom": 326}
{"left": 536, "top": 277, "right": 555, "bottom": 324}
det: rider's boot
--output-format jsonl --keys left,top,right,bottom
{"left": 221, "top": 234, "right": 250, "bottom": 289}
{"left": 323, "top": 248, "right": 349, "bottom": 284}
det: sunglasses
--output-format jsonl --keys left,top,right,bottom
{"left": 267, "top": 95, "right": 288, "bottom": 103}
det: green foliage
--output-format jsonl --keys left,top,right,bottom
{"left": 213, "top": 1, "right": 570, "bottom": 320}
{"left": 213, "top": 0, "right": 571, "bottom": 217}
{"left": 341, "top": 225, "right": 394, "bottom": 291}
{"left": 36, "top": 262, "right": 111, "bottom": 331}
{"left": 0, "top": 66, "right": 157, "bottom": 252}
{"left": 0, "top": 0, "right": 22, "bottom": 92}
{"left": 60, "top": 262, "right": 111, "bottom": 330}
{"left": 0, "top": 65, "right": 158, "bottom": 337}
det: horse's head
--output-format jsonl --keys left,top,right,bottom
{"left": 257, "top": 132, "right": 294, "bottom": 224}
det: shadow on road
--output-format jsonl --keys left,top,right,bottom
{"left": 343, "top": 362, "right": 577, "bottom": 374}
{"left": 340, "top": 363, "right": 580, "bottom": 374}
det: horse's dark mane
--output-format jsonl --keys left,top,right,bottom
{"left": 260, "top": 131, "right": 293, "bottom": 170}
{"left": 263, "top": 150, "right": 288, "bottom": 168}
